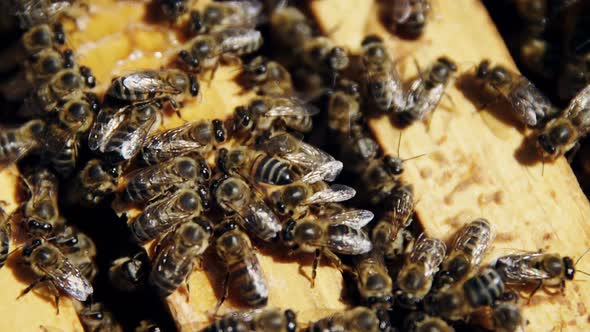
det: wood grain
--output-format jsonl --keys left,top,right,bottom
{"left": 311, "top": 0, "right": 590, "bottom": 331}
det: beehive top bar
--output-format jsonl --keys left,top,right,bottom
{"left": 311, "top": 0, "right": 590, "bottom": 331}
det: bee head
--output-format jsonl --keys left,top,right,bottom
{"left": 375, "top": 309, "right": 392, "bottom": 332}
{"left": 195, "top": 156, "right": 211, "bottom": 180}
{"left": 383, "top": 155, "right": 404, "bottom": 175}
{"left": 189, "top": 74, "right": 200, "bottom": 97}
{"left": 327, "top": 47, "right": 349, "bottom": 71}
{"left": 249, "top": 98, "right": 269, "bottom": 116}
{"left": 431, "top": 57, "right": 457, "bottom": 83}
{"left": 54, "top": 23, "right": 65, "bottom": 45}
{"left": 536, "top": 121, "right": 573, "bottom": 159}
{"left": 187, "top": 10, "right": 204, "bottom": 34}
{"left": 79, "top": 66, "right": 96, "bottom": 88}
{"left": 216, "top": 148, "right": 229, "bottom": 173}
{"left": 245, "top": 56, "right": 268, "bottom": 82}
{"left": 232, "top": 106, "right": 252, "bottom": 133}
{"left": 212, "top": 119, "right": 227, "bottom": 143}
{"left": 563, "top": 256, "right": 575, "bottom": 280}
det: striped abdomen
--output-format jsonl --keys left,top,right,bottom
{"left": 108, "top": 78, "right": 151, "bottom": 102}
{"left": 284, "top": 115, "right": 313, "bottom": 133}
{"left": 150, "top": 251, "right": 194, "bottom": 296}
{"left": 51, "top": 137, "right": 77, "bottom": 176}
{"left": 227, "top": 257, "right": 268, "bottom": 306}
{"left": 203, "top": 317, "right": 246, "bottom": 332}
{"left": 253, "top": 154, "right": 293, "bottom": 185}
{"left": 463, "top": 268, "right": 504, "bottom": 307}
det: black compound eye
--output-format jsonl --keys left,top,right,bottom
{"left": 476, "top": 60, "right": 490, "bottom": 78}
{"left": 537, "top": 134, "right": 556, "bottom": 155}
{"left": 212, "top": 120, "right": 226, "bottom": 142}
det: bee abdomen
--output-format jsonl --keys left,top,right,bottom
{"left": 0, "top": 132, "right": 22, "bottom": 162}
{"left": 463, "top": 268, "right": 504, "bottom": 307}
{"left": 229, "top": 261, "right": 268, "bottom": 306}
{"left": 204, "top": 317, "right": 244, "bottom": 332}
{"left": 51, "top": 140, "right": 77, "bottom": 176}
{"left": 254, "top": 154, "right": 293, "bottom": 185}
{"left": 0, "top": 228, "right": 9, "bottom": 268}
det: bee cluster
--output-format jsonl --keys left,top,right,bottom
{"left": 0, "top": 0, "right": 585, "bottom": 331}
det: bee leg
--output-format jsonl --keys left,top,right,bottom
{"left": 323, "top": 249, "right": 344, "bottom": 272}
{"left": 526, "top": 280, "right": 543, "bottom": 304}
{"left": 214, "top": 272, "right": 230, "bottom": 315}
{"left": 311, "top": 248, "right": 322, "bottom": 288}
{"left": 17, "top": 275, "right": 49, "bottom": 299}
{"left": 184, "top": 277, "right": 191, "bottom": 302}
{"left": 47, "top": 282, "right": 61, "bottom": 315}
{"left": 208, "top": 61, "right": 220, "bottom": 86}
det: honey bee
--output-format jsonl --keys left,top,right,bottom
{"left": 187, "top": 0, "right": 263, "bottom": 35}
{"left": 23, "top": 68, "right": 95, "bottom": 115}
{"left": 233, "top": 96, "right": 319, "bottom": 140}
{"left": 216, "top": 222, "right": 268, "bottom": 307}
{"left": 20, "top": 238, "right": 93, "bottom": 310}
{"left": 74, "top": 159, "right": 121, "bottom": 205}
{"left": 475, "top": 59, "right": 558, "bottom": 128}
{"left": 21, "top": 23, "right": 65, "bottom": 55}
{"left": 361, "top": 35, "right": 405, "bottom": 113}
{"left": 53, "top": 226, "right": 97, "bottom": 282}
{"left": 494, "top": 251, "right": 577, "bottom": 297}
{"left": 327, "top": 79, "right": 362, "bottom": 134}
{"left": 534, "top": 84, "right": 590, "bottom": 160}
{"left": 123, "top": 155, "right": 210, "bottom": 203}
{"left": 492, "top": 303, "right": 523, "bottom": 332}
{"left": 282, "top": 211, "right": 373, "bottom": 286}
{"left": 435, "top": 218, "right": 493, "bottom": 288}
{"left": 0, "top": 207, "right": 10, "bottom": 269}
{"left": 353, "top": 250, "right": 394, "bottom": 309}
{"left": 11, "top": 0, "right": 77, "bottom": 29}
{"left": 178, "top": 27, "right": 263, "bottom": 71}
{"left": 361, "top": 158, "right": 412, "bottom": 205}
{"left": 89, "top": 101, "right": 163, "bottom": 164}
{"left": 269, "top": 6, "right": 313, "bottom": 50}
{"left": 403, "top": 312, "right": 454, "bottom": 332}
{"left": 0, "top": 119, "right": 45, "bottom": 168}
{"left": 388, "top": 0, "right": 431, "bottom": 38}
{"left": 337, "top": 123, "right": 379, "bottom": 173}
{"left": 400, "top": 56, "right": 457, "bottom": 124}
{"left": 141, "top": 119, "right": 227, "bottom": 166}
{"left": 257, "top": 131, "right": 343, "bottom": 183}
{"left": 306, "top": 307, "right": 391, "bottom": 332}
{"left": 299, "top": 36, "right": 350, "bottom": 80}
{"left": 109, "top": 251, "right": 149, "bottom": 292}
{"left": 217, "top": 147, "right": 295, "bottom": 185}
{"left": 212, "top": 175, "right": 281, "bottom": 241}
{"left": 42, "top": 94, "right": 96, "bottom": 176}
{"left": 106, "top": 69, "right": 199, "bottom": 111}
{"left": 204, "top": 308, "right": 297, "bottom": 332}
{"left": 425, "top": 268, "right": 505, "bottom": 320}
{"left": 371, "top": 219, "right": 414, "bottom": 260}
{"left": 25, "top": 48, "right": 74, "bottom": 86}
{"left": 73, "top": 301, "right": 123, "bottom": 332}
{"left": 20, "top": 169, "right": 64, "bottom": 237}
{"left": 129, "top": 188, "right": 205, "bottom": 242}
{"left": 396, "top": 234, "right": 446, "bottom": 307}
{"left": 150, "top": 216, "right": 211, "bottom": 296}
{"left": 269, "top": 180, "right": 356, "bottom": 218}
{"left": 241, "top": 56, "right": 294, "bottom": 96}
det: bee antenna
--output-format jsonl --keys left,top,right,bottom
{"left": 575, "top": 270, "right": 590, "bottom": 278}
{"left": 541, "top": 155, "right": 545, "bottom": 177}
{"left": 575, "top": 247, "right": 590, "bottom": 266}
{"left": 402, "top": 153, "right": 427, "bottom": 162}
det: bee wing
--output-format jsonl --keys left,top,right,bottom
{"left": 142, "top": 123, "right": 206, "bottom": 163}
{"left": 300, "top": 160, "right": 343, "bottom": 183}
{"left": 40, "top": 256, "right": 93, "bottom": 301}
{"left": 240, "top": 200, "right": 281, "bottom": 241}
{"left": 121, "top": 71, "right": 179, "bottom": 95}
{"left": 285, "top": 140, "right": 335, "bottom": 170}
{"left": 219, "top": 1, "right": 264, "bottom": 28}
{"left": 263, "top": 97, "right": 320, "bottom": 118}
{"left": 326, "top": 225, "right": 373, "bottom": 255}
{"left": 88, "top": 106, "right": 127, "bottom": 151}
{"left": 305, "top": 184, "right": 356, "bottom": 205}
{"left": 0, "top": 131, "right": 37, "bottom": 167}
{"left": 564, "top": 84, "right": 590, "bottom": 136}
{"left": 496, "top": 253, "right": 551, "bottom": 281}
{"left": 509, "top": 79, "right": 553, "bottom": 127}
{"left": 103, "top": 106, "right": 161, "bottom": 160}
{"left": 325, "top": 209, "right": 374, "bottom": 229}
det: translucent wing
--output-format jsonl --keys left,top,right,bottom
{"left": 305, "top": 184, "right": 356, "bottom": 205}
{"left": 88, "top": 106, "right": 128, "bottom": 152}
{"left": 411, "top": 234, "right": 446, "bottom": 277}
{"left": 218, "top": 0, "right": 264, "bottom": 28}
{"left": 40, "top": 256, "right": 93, "bottom": 301}
{"left": 240, "top": 200, "right": 281, "bottom": 241}
{"left": 300, "top": 160, "right": 343, "bottom": 183}
{"left": 452, "top": 219, "right": 493, "bottom": 266}
{"left": 141, "top": 122, "right": 206, "bottom": 164}
{"left": 496, "top": 253, "right": 551, "bottom": 281}
{"left": 103, "top": 106, "right": 161, "bottom": 160}
{"left": 564, "top": 84, "right": 590, "bottom": 135}
{"left": 119, "top": 71, "right": 179, "bottom": 95}
{"left": 263, "top": 97, "right": 320, "bottom": 118}
{"left": 324, "top": 209, "right": 374, "bottom": 229}
{"left": 508, "top": 79, "right": 553, "bottom": 127}
{"left": 325, "top": 225, "right": 373, "bottom": 255}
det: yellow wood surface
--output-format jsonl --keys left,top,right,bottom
{"left": 311, "top": 0, "right": 590, "bottom": 331}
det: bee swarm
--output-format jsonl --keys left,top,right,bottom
{"left": 0, "top": 0, "right": 589, "bottom": 332}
